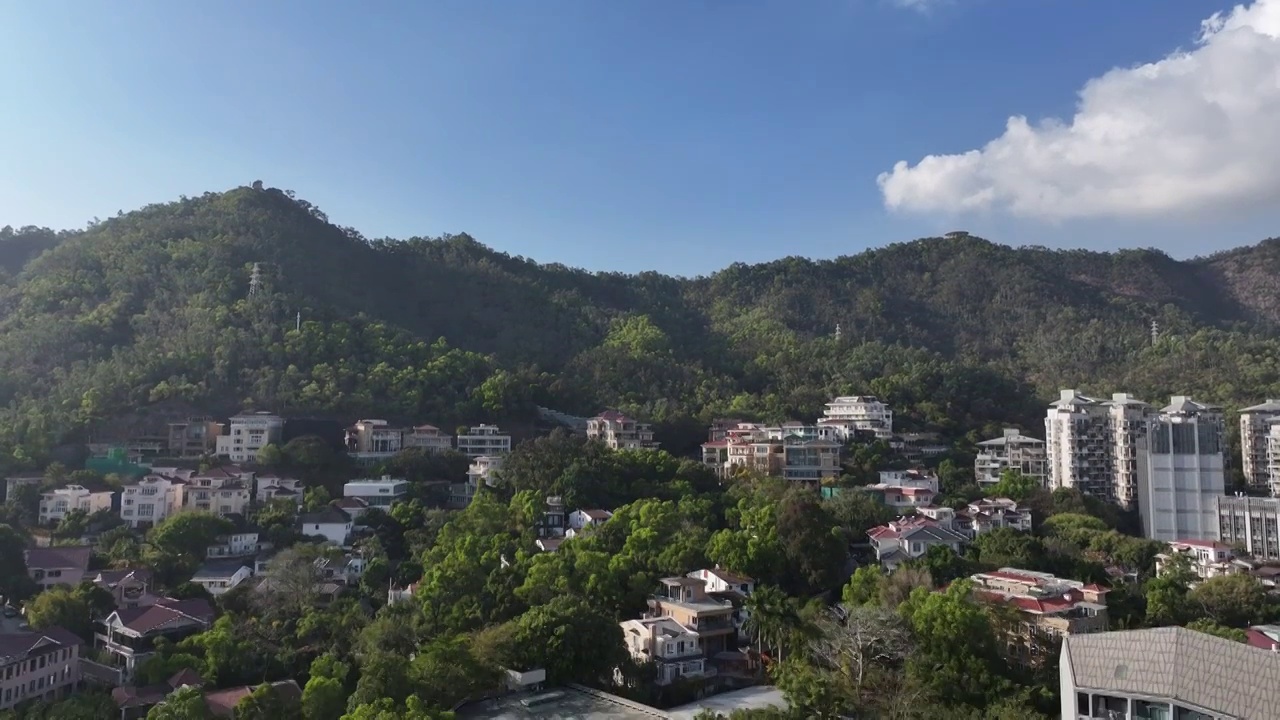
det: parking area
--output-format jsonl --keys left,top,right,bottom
{"left": 0, "top": 608, "right": 29, "bottom": 633}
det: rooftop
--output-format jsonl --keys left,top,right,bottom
{"left": 1063, "top": 626, "right": 1280, "bottom": 719}
{"left": 1241, "top": 399, "right": 1280, "bottom": 413}
{"left": 457, "top": 685, "right": 668, "bottom": 719}
{"left": 666, "top": 686, "right": 787, "bottom": 720}
{"left": 25, "top": 545, "right": 92, "bottom": 571}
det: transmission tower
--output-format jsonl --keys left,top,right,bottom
{"left": 1150, "top": 319, "right": 1160, "bottom": 345}
{"left": 834, "top": 322, "right": 843, "bottom": 341}
{"left": 249, "top": 262, "right": 263, "bottom": 297}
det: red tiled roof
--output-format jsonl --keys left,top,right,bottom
{"left": 702, "top": 440, "right": 729, "bottom": 448}
{"left": 1081, "top": 583, "right": 1110, "bottom": 594}
{"left": 1172, "top": 539, "right": 1231, "bottom": 550}
{"left": 980, "top": 569, "right": 1045, "bottom": 585}
{"left": 111, "top": 598, "right": 214, "bottom": 635}
{"left": 1246, "top": 629, "right": 1279, "bottom": 651}
{"left": 594, "top": 409, "right": 631, "bottom": 422}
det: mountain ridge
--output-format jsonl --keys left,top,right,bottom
{"left": 1, "top": 184, "right": 1279, "bottom": 466}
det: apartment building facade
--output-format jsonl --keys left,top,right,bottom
{"left": 969, "top": 568, "right": 1109, "bottom": 656}
{"left": 0, "top": 628, "right": 82, "bottom": 711}
{"left": 183, "top": 467, "right": 252, "bottom": 517}
{"left": 1218, "top": 494, "right": 1280, "bottom": 561}
{"left": 119, "top": 476, "right": 186, "bottom": 529}
{"left": 343, "top": 476, "right": 408, "bottom": 509}
{"left": 166, "top": 417, "right": 223, "bottom": 458}
{"left": 215, "top": 411, "right": 284, "bottom": 463}
{"left": 402, "top": 425, "right": 454, "bottom": 454}
{"left": 863, "top": 469, "right": 939, "bottom": 509}
{"left": 344, "top": 419, "right": 405, "bottom": 463}
{"left": 1045, "top": 390, "right": 1154, "bottom": 507}
{"left": 701, "top": 423, "right": 839, "bottom": 483}
{"left": 619, "top": 617, "right": 712, "bottom": 685}
{"left": 647, "top": 577, "right": 738, "bottom": 657}
{"left": 1137, "top": 396, "right": 1225, "bottom": 542}
{"left": 973, "top": 429, "right": 1046, "bottom": 486}
{"left": 37, "top": 484, "right": 114, "bottom": 525}
{"left": 819, "top": 395, "right": 893, "bottom": 440}
{"left": 586, "top": 410, "right": 659, "bottom": 450}
{"left": 1239, "top": 400, "right": 1280, "bottom": 495}
{"left": 456, "top": 425, "right": 511, "bottom": 458}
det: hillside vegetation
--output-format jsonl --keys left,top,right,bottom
{"left": 2, "top": 184, "right": 1279, "bottom": 466}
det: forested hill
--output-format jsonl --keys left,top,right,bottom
{"left": 1, "top": 183, "right": 1279, "bottom": 465}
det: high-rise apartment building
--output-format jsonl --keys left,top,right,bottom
{"left": 1044, "top": 390, "right": 1154, "bottom": 509}
{"left": 1137, "top": 396, "right": 1224, "bottom": 542}
{"left": 1217, "top": 494, "right": 1280, "bottom": 561}
{"left": 1239, "top": 400, "right": 1280, "bottom": 495}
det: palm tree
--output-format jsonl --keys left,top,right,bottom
{"left": 744, "top": 585, "right": 799, "bottom": 662}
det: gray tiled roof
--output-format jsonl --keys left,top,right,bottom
{"left": 1063, "top": 626, "right": 1280, "bottom": 718}
{"left": 1241, "top": 399, "right": 1280, "bottom": 413}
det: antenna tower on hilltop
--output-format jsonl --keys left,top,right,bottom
{"left": 834, "top": 323, "right": 842, "bottom": 341}
{"left": 1150, "top": 319, "right": 1160, "bottom": 345}
{"left": 249, "top": 262, "right": 263, "bottom": 297}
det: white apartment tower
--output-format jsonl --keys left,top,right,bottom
{"left": 1044, "top": 390, "right": 1154, "bottom": 508}
{"left": 1240, "top": 400, "right": 1280, "bottom": 495}
{"left": 974, "top": 429, "right": 1046, "bottom": 486}
{"left": 1137, "top": 396, "right": 1225, "bottom": 542}
{"left": 819, "top": 396, "right": 893, "bottom": 440}
{"left": 215, "top": 411, "right": 284, "bottom": 463}
{"left": 1045, "top": 390, "right": 1112, "bottom": 499}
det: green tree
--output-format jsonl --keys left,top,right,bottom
{"left": 235, "top": 682, "right": 302, "bottom": 720}
{"left": 1185, "top": 618, "right": 1247, "bottom": 642}
{"left": 0, "top": 524, "right": 36, "bottom": 602}
{"left": 988, "top": 469, "right": 1037, "bottom": 501}
{"left": 508, "top": 596, "right": 626, "bottom": 685}
{"left": 146, "top": 686, "right": 212, "bottom": 720}
{"left": 1145, "top": 553, "right": 1195, "bottom": 626}
{"left": 24, "top": 582, "right": 113, "bottom": 640}
{"left": 1188, "top": 573, "right": 1270, "bottom": 628}
{"left": 841, "top": 565, "right": 884, "bottom": 606}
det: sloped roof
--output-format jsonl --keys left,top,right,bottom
{"left": 1161, "top": 395, "right": 1219, "bottom": 414}
{"left": 0, "top": 627, "right": 81, "bottom": 663}
{"left": 978, "top": 433, "right": 1044, "bottom": 446}
{"left": 1241, "top": 399, "right": 1280, "bottom": 413}
{"left": 204, "top": 680, "right": 301, "bottom": 718}
{"left": 299, "top": 507, "right": 351, "bottom": 525}
{"left": 1063, "top": 627, "right": 1280, "bottom": 718}
{"left": 25, "top": 545, "right": 92, "bottom": 571}
{"left": 110, "top": 598, "right": 214, "bottom": 635}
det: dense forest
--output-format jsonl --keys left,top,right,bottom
{"left": 2, "top": 184, "right": 1280, "bottom": 467}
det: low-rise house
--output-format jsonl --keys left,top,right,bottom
{"left": 205, "top": 515, "right": 270, "bottom": 559}
{"left": 646, "top": 577, "right": 738, "bottom": 657}
{"left": 453, "top": 455, "right": 504, "bottom": 508}
{"left": 540, "top": 496, "right": 567, "bottom": 538}
{"left": 120, "top": 475, "right": 186, "bottom": 529}
{"left": 343, "top": 476, "right": 408, "bottom": 510}
{"left": 314, "top": 553, "right": 366, "bottom": 585}
{"left": 0, "top": 627, "right": 83, "bottom": 711}
{"left": 203, "top": 679, "right": 302, "bottom": 718}
{"left": 345, "top": 419, "right": 406, "bottom": 464}
{"left": 687, "top": 568, "right": 755, "bottom": 632}
{"left": 567, "top": 509, "right": 612, "bottom": 536}
{"left": 37, "top": 484, "right": 114, "bottom": 525}
{"left": 819, "top": 395, "right": 894, "bottom": 440}
{"left": 183, "top": 466, "right": 252, "bottom": 517}
{"left": 387, "top": 581, "right": 420, "bottom": 606}
{"left": 867, "top": 517, "right": 967, "bottom": 571}
{"left": 700, "top": 423, "right": 840, "bottom": 482}
{"left": 890, "top": 432, "right": 948, "bottom": 462}
{"left": 111, "top": 667, "right": 204, "bottom": 719}
{"left": 90, "top": 568, "right": 159, "bottom": 609}
{"left": 587, "top": 411, "right": 659, "bottom": 451}
{"left": 969, "top": 568, "right": 1109, "bottom": 660}
{"left": 254, "top": 475, "right": 303, "bottom": 505}
{"left": 96, "top": 598, "right": 215, "bottom": 681}
{"left": 953, "top": 498, "right": 1033, "bottom": 538}
{"left": 297, "top": 507, "right": 354, "bottom": 546}
{"left": 619, "top": 617, "right": 712, "bottom": 685}
{"left": 167, "top": 417, "right": 223, "bottom": 458}
{"left": 973, "top": 428, "right": 1046, "bottom": 486}
{"left": 190, "top": 561, "right": 254, "bottom": 596}
{"left": 1156, "top": 539, "right": 1246, "bottom": 581}
{"left": 534, "top": 537, "right": 563, "bottom": 553}
{"left": 215, "top": 411, "right": 284, "bottom": 464}
{"left": 456, "top": 425, "right": 512, "bottom": 458}
{"left": 330, "top": 496, "right": 368, "bottom": 520}
{"left": 24, "top": 545, "right": 92, "bottom": 591}
{"left": 402, "top": 425, "right": 454, "bottom": 454}
{"left": 1245, "top": 624, "right": 1280, "bottom": 651}
{"left": 781, "top": 438, "right": 841, "bottom": 484}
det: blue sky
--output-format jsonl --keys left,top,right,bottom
{"left": 3, "top": 0, "right": 1277, "bottom": 275}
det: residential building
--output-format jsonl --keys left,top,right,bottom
{"left": 540, "top": 496, "right": 567, "bottom": 538}
{"left": 891, "top": 432, "right": 948, "bottom": 462}
{"left": 707, "top": 419, "right": 746, "bottom": 442}
{"left": 819, "top": 395, "right": 893, "bottom": 440}
{"left": 205, "top": 515, "right": 269, "bottom": 559}
{"left": 863, "top": 470, "right": 939, "bottom": 509}
{"left": 1107, "top": 393, "right": 1153, "bottom": 510}
{"left": 183, "top": 466, "right": 252, "bottom": 517}
{"left": 647, "top": 577, "right": 738, "bottom": 657}
{"left": 1239, "top": 400, "right": 1280, "bottom": 495}
{"left": 0, "top": 627, "right": 83, "bottom": 711}
{"left": 1156, "top": 539, "right": 1246, "bottom": 581}
{"left": 344, "top": 419, "right": 405, "bottom": 463}
{"left": 1269, "top": 418, "right": 1280, "bottom": 500}
{"left": 781, "top": 438, "right": 841, "bottom": 484}
{"left": 1060, "top": 626, "right": 1280, "bottom": 720}
{"left": 402, "top": 425, "right": 454, "bottom": 454}
{"left": 119, "top": 475, "right": 186, "bottom": 529}
{"left": 1045, "top": 390, "right": 1112, "bottom": 501}
{"left": 90, "top": 569, "right": 158, "bottom": 609}
{"left": 190, "top": 561, "right": 253, "bottom": 596}
{"left": 2, "top": 476, "right": 41, "bottom": 504}
{"left": 343, "top": 475, "right": 408, "bottom": 510}
{"left": 969, "top": 569, "right": 1109, "bottom": 651}
{"left": 330, "top": 496, "right": 368, "bottom": 521}
{"left": 867, "top": 517, "right": 967, "bottom": 571}
{"left": 686, "top": 568, "right": 755, "bottom": 632}
{"left": 619, "top": 617, "right": 712, "bottom": 685}
{"left": 568, "top": 509, "right": 613, "bottom": 533}
{"left": 255, "top": 475, "right": 303, "bottom": 505}
{"left": 24, "top": 546, "right": 91, "bottom": 591}
{"left": 297, "top": 507, "right": 354, "bottom": 546}
{"left": 953, "top": 498, "right": 1034, "bottom": 538}
{"left": 214, "top": 411, "right": 284, "bottom": 463}
{"left": 37, "top": 484, "right": 114, "bottom": 525}
{"left": 203, "top": 679, "right": 302, "bottom": 717}
{"left": 96, "top": 598, "right": 215, "bottom": 681}
{"left": 453, "top": 455, "right": 504, "bottom": 508}
{"left": 1137, "top": 396, "right": 1225, "bottom": 542}
{"left": 387, "top": 581, "right": 420, "bottom": 606}
{"left": 166, "top": 417, "right": 223, "bottom": 458}
{"left": 587, "top": 410, "right": 659, "bottom": 450}
{"left": 973, "top": 428, "right": 1046, "bottom": 486}
{"left": 456, "top": 425, "right": 511, "bottom": 458}
{"left": 1218, "top": 494, "right": 1280, "bottom": 561}
{"left": 110, "top": 667, "right": 204, "bottom": 719}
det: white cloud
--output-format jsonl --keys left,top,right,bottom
{"left": 890, "top": 0, "right": 944, "bottom": 13}
{"left": 878, "top": 0, "right": 1280, "bottom": 221}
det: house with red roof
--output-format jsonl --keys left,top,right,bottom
{"left": 587, "top": 410, "right": 659, "bottom": 451}
{"left": 867, "top": 517, "right": 968, "bottom": 570}
{"left": 24, "top": 545, "right": 92, "bottom": 591}
{"left": 969, "top": 568, "right": 1109, "bottom": 662}
{"left": 95, "top": 597, "right": 215, "bottom": 682}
